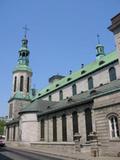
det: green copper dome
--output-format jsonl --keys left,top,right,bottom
{"left": 13, "top": 64, "right": 32, "bottom": 73}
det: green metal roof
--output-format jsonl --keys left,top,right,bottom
{"left": 13, "top": 64, "right": 32, "bottom": 73}
{"left": 8, "top": 91, "right": 31, "bottom": 102}
{"left": 33, "top": 51, "right": 118, "bottom": 100}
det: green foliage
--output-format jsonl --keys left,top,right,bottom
{"left": 0, "top": 120, "right": 5, "bottom": 135}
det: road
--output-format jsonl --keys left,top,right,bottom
{"left": 0, "top": 147, "right": 69, "bottom": 160}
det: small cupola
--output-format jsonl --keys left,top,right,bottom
{"left": 96, "top": 34, "right": 105, "bottom": 60}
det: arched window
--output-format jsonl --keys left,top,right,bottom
{"left": 72, "top": 84, "right": 77, "bottom": 96}
{"left": 85, "top": 108, "right": 92, "bottom": 141}
{"left": 49, "top": 95, "right": 52, "bottom": 101}
{"left": 41, "top": 119, "right": 44, "bottom": 141}
{"left": 27, "top": 77, "right": 29, "bottom": 92}
{"left": 20, "top": 76, "right": 24, "bottom": 91}
{"left": 59, "top": 90, "right": 63, "bottom": 100}
{"left": 109, "top": 67, "right": 116, "bottom": 81}
{"left": 88, "top": 77, "right": 94, "bottom": 90}
{"left": 53, "top": 116, "right": 57, "bottom": 141}
{"left": 14, "top": 76, "right": 17, "bottom": 92}
{"left": 108, "top": 115, "right": 119, "bottom": 138}
{"left": 72, "top": 111, "right": 79, "bottom": 139}
{"left": 62, "top": 114, "right": 67, "bottom": 141}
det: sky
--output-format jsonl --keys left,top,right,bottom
{"left": 0, "top": 0, "right": 120, "bottom": 117}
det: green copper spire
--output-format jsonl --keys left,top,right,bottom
{"left": 13, "top": 28, "right": 32, "bottom": 74}
{"left": 18, "top": 25, "right": 30, "bottom": 66}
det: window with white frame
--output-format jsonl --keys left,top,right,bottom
{"left": 108, "top": 115, "right": 119, "bottom": 138}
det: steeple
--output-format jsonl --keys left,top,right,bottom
{"left": 96, "top": 34, "right": 105, "bottom": 60}
{"left": 9, "top": 31, "right": 33, "bottom": 119}
{"left": 18, "top": 25, "right": 30, "bottom": 66}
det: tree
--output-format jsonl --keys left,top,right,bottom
{"left": 0, "top": 120, "right": 5, "bottom": 135}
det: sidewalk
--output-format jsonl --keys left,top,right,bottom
{"left": 6, "top": 143, "right": 120, "bottom": 160}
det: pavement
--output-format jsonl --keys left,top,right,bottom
{"left": 6, "top": 143, "right": 120, "bottom": 160}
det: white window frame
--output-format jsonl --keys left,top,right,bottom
{"left": 108, "top": 115, "right": 119, "bottom": 139}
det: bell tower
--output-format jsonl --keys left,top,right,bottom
{"left": 8, "top": 30, "right": 32, "bottom": 119}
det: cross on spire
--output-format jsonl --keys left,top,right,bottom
{"left": 97, "top": 34, "right": 100, "bottom": 44}
{"left": 23, "top": 25, "right": 29, "bottom": 38}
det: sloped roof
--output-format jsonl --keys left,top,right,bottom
{"left": 19, "top": 99, "right": 57, "bottom": 114}
{"left": 8, "top": 91, "right": 31, "bottom": 102}
{"left": 33, "top": 51, "right": 118, "bottom": 100}
{"left": 6, "top": 117, "right": 19, "bottom": 125}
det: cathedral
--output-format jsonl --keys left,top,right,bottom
{"left": 6, "top": 13, "right": 120, "bottom": 157}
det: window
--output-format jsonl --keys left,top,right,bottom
{"left": 72, "top": 84, "right": 77, "bottom": 96}
{"left": 59, "top": 90, "right": 63, "bottom": 100}
{"left": 49, "top": 95, "right": 52, "bottom": 101}
{"left": 108, "top": 115, "right": 119, "bottom": 138}
{"left": 88, "top": 77, "right": 94, "bottom": 90}
{"left": 109, "top": 67, "right": 116, "bottom": 81}
{"left": 72, "top": 111, "right": 79, "bottom": 139}
{"left": 67, "top": 77, "right": 72, "bottom": 81}
{"left": 13, "top": 126, "right": 16, "bottom": 141}
{"left": 53, "top": 116, "right": 57, "bottom": 141}
{"left": 9, "top": 103, "right": 13, "bottom": 118}
{"left": 14, "top": 76, "right": 17, "bottom": 92}
{"left": 27, "top": 77, "right": 29, "bottom": 92}
{"left": 20, "top": 76, "right": 24, "bottom": 91}
{"left": 62, "top": 114, "right": 67, "bottom": 141}
{"left": 85, "top": 108, "right": 92, "bottom": 141}
{"left": 41, "top": 119, "right": 44, "bottom": 141}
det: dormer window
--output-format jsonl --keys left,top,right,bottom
{"left": 81, "top": 70, "right": 86, "bottom": 74}
{"left": 46, "top": 89, "right": 49, "bottom": 92}
{"left": 56, "top": 84, "right": 59, "bottom": 87}
{"left": 99, "top": 60, "right": 105, "bottom": 65}
{"left": 67, "top": 77, "right": 72, "bottom": 81}
{"left": 38, "top": 93, "right": 41, "bottom": 96}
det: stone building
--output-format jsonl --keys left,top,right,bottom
{"left": 6, "top": 13, "right": 120, "bottom": 157}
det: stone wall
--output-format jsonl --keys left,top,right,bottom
{"left": 94, "top": 92, "right": 120, "bottom": 156}
{"left": 20, "top": 113, "right": 39, "bottom": 142}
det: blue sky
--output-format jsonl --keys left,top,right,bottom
{"left": 0, "top": 0, "right": 120, "bottom": 116}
